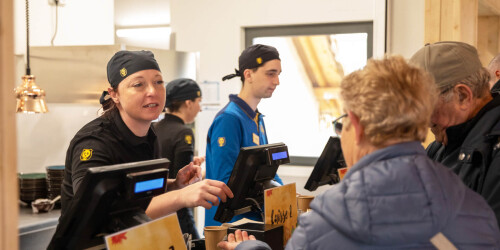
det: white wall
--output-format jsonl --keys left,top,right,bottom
{"left": 14, "top": 0, "right": 114, "bottom": 54}
{"left": 387, "top": 0, "right": 425, "bottom": 58}
{"left": 17, "top": 104, "right": 101, "bottom": 173}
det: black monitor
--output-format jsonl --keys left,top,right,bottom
{"left": 304, "top": 136, "right": 346, "bottom": 191}
{"left": 214, "top": 143, "right": 290, "bottom": 223}
{"left": 48, "top": 158, "right": 170, "bottom": 250}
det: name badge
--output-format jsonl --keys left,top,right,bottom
{"left": 253, "top": 133, "right": 260, "bottom": 145}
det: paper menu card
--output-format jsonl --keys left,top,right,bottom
{"left": 264, "top": 183, "right": 297, "bottom": 246}
{"left": 105, "top": 213, "right": 186, "bottom": 250}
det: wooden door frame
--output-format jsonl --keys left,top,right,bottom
{"left": 0, "top": 0, "right": 19, "bottom": 248}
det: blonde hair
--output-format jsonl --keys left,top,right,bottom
{"left": 340, "top": 55, "right": 437, "bottom": 147}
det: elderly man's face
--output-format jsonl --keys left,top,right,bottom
{"left": 430, "top": 95, "right": 469, "bottom": 145}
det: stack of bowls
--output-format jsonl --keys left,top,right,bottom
{"left": 46, "top": 165, "right": 64, "bottom": 206}
{"left": 18, "top": 173, "right": 47, "bottom": 203}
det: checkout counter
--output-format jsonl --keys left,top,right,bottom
{"left": 18, "top": 207, "right": 60, "bottom": 250}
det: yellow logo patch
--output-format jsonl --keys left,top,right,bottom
{"left": 218, "top": 137, "right": 226, "bottom": 147}
{"left": 185, "top": 135, "right": 193, "bottom": 145}
{"left": 253, "top": 133, "right": 260, "bottom": 145}
{"left": 120, "top": 67, "right": 127, "bottom": 77}
{"left": 80, "top": 149, "right": 93, "bottom": 161}
{"left": 256, "top": 57, "right": 263, "bottom": 64}
{"left": 197, "top": 91, "right": 201, "bottom": 97}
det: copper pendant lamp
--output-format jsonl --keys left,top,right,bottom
{"left": 15, "top": 0, "right": 48, "bottom": 113}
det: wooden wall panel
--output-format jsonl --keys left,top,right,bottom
{"left": 477, "top": 16, "right": 499, "bottom": 66}
{"left": 439, "top": 0, "right": 478, "bottom": 46}
{"left": 480, "top": 0, "right": 500, "bottom": 15}
{"left": 425, "top": 0, "right": 442, "bottom": 44}
{"left": 0, "top": 0, "right": 19, "bottom": 248}
{"left": 425, "top": 0, "right": 480, "bottom": 46}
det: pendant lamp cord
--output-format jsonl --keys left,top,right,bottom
{"left": 25, "top": 0, "right": 30, "bottom": 75}
{"left": 50, "top": 0, "right": 59, "bottom": 46}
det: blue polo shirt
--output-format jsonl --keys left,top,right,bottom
{"left": 205, "top": 94, "right": 283, "bottom": 226}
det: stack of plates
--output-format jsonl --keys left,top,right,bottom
{"left": 46, "top": 165, "right": 64, "bottom": 202}
{"left": 18, "top": 173, "right": 47, "bottom": 203}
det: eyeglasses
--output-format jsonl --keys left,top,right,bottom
{"left": 332, "top": 114, "right": 347, "bottom": 135}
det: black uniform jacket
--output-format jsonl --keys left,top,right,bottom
{"left": 154, "top": 113, "right": 194, "bottom": 178}
{"left": 60, "top": 109, "right": 159, "bottom": 218}
{"left": 427, "top": 93, "right": 500, "bottom": 228}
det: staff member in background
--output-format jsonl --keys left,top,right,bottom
{"left": 218, "top": 56, "right": 500, "bottom": 249}
{"left": 154, "top": 78, "right": 204, "bottom": 239}
{"left": 205, "top": 44, "right": 284, "bottom": 226}
{"left": 205, "top": 44, "right": 283, "bottom": 226}
{"left": 58, "top": 50, "right": 233, "bottom": 226}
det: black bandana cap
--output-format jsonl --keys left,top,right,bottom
{"left": 165, "top": 78, "right": 202, "bottom": 108}
{"left": 100, "top": 50, "right": 161, "bottom": 104}
{"left": 107, "top": 50, "right": 161, "bottom": 88}
{"left": 222, "top": 44, "right": 280, "bottom": 81}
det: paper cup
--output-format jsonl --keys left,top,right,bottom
{"left": 297, "top": 195, "right": 314, "bottom": 213}
{"left": 204, "top": 226, "right": 227, "bottom": 250}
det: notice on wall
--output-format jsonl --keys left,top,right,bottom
{"left": 264, "top": 183, "right": 297, "bottom": 246}
{"left": 105, "top": 213, "right": 186, "bottom": 250}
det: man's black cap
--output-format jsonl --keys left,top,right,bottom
{"left": 165, "top": 78, "right": 202, "bottom": 108}
{"left": 222, "top": 44, "right": 280, "bottom": 81}
{"left": 106, "top": 50, "right": 161, "bottom": 88}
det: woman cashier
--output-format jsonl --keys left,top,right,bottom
{"left": 60, "top": 50, "right": 233, "bottom": 221}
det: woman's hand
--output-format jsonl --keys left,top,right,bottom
{"left": 179, "top": 179, "right": 234, "bottom": 209}
{"left": 217, "top": 230, "right": 256, "bottom": 250}
{"left": 193, "top": 156, "right": 205, "bottom": 166}
{"left": 147, "top": 179, "right": 233, "bottom": 219}
{"left": 173, "top": 162, "right": 202, "bottom": 190}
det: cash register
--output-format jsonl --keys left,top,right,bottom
{"left": 214, "top": 142, "right": 290, "bottom": 250}
{"left": 48, "top": 158, "right": 170, "bottom": 250}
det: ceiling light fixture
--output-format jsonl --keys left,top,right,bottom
{"left": 15, "top": 0, "right": 49, "bottom": 113}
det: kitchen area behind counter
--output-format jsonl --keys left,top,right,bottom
{"left": 16, "top": 104, "right": 99, "bottom": 249}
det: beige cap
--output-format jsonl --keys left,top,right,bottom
{"left": 409, "top": 41, "right": 482, "bottom": 89}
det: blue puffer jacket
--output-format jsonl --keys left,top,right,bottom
{"left": 237, "top": 141, "right": 500, "bottom": 249}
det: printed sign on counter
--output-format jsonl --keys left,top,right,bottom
{"left": 264, "top": 183, "right": 297, "bottom": 246}
{"left": 105, "top": 213, "right": 186, "bottom": 250}
{"left": 338, "top": 167, "right": 348, "bottom": 180}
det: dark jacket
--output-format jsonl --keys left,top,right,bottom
{"left": 492, "top": 79, "right": 500, "bottom": 96}
{"left": 427, "top": 94, "right": 500, "bottom": 228}
{"left": 237, "top": 142, "right": 500, "bottom": 249}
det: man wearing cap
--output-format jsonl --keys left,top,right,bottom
{"left": 488, "top": 53, "right": 500, "bottom": 94}
{"left": 204, "top": 44, "right": 284, "bottom": 226}
{"left": 410, "top": 41, "right": 500, "bottom": 227}
{"left": 154, "top": 78, "right": 203, "bottom": 239}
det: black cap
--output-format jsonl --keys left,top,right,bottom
{"left": 222, "top": 44, "right": 280, "bottom": 81}
{"left": 165, "top": 78, "right": 202, "bottom": 108}
{"left": 106, "top": 50, "right": 161, "bottom": 88}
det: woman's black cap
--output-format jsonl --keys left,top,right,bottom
{"left": 165, "top": 78, "right": 202, "bottom": 108}
{"left": 222, "top": 44, "right": 280, "bottom": 81}
{"left": 106, "top": 50, "right": 161, "bottom": 88}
